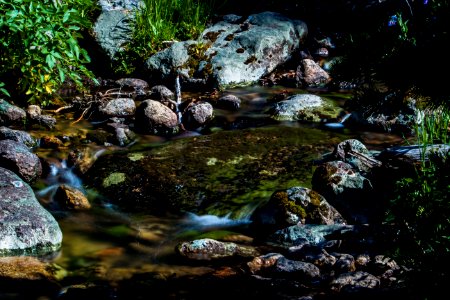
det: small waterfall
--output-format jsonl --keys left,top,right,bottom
{"left": 181, "top": 212, "right": 252, "bottom": 230}
{"left": 37, "top": 160, "right": 84, "bottom": 200}
{"left": 175, "top": 74, "right": 182, "bottom": 125}
{"left": 324, "top": 112, "right": 352, "bottom": 129}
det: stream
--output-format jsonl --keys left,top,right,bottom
{"left": 23, "top": 84, "right": 407, "bottom": 298}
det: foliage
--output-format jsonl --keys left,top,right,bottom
{"left": 0, "top": 0, "right": 98, "bottom": 106}
{"left": 386, "top": 107, "right": 450, "bottom": 265}
{"left": 115, "top": 0, "right": 220, "bottom": 75}
{"left": 330, "top": 0, "right": 450, "bottom": 105}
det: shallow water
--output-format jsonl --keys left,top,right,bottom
{"left": 25, "top": 85, "right": 408, "bottom": 297}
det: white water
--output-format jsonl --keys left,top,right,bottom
{"left": 181, "top": 212, "right": 252, "bottom": 230}
{"left": 36, "top": 160, "right": 84, "bottom": 200}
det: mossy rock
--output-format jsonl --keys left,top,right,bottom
{"left": 83, "top": 126, "right": 351, "bottom": 216}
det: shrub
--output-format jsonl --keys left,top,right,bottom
{"left": 0, "top": 0, "right": 98, "bottom": 106}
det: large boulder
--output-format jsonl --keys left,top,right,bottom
{"left": 0, "top": 167, "right": 62, "bottom": 256}
{"left": 146, "top": 11, "right": 308, "bottom": 89}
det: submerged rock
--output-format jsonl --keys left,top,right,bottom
{"left": 0, "top": 167, "right": 62, "bottom": 256}
{"left": 83, "top": 126, "right": 342, "bottom": 215}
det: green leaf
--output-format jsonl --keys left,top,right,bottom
{"left": 45, "top": 54, "right": 55, "bottom": 69}
{"left": 57, "top": 66, "right": 65, "bottom": 83}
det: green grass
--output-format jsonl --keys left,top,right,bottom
{"left": 116, "top": 0, "right": 220, "bottom": 75}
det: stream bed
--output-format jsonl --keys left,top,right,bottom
{"left": 8, "top": 85, "right": 408, "bottom": 299}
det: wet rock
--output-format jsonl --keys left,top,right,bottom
{"left": 216, "top": 94, "right": 241, "bottom": 111}
{"left": 0, "top": 126, "right": 38, "bottom": 148}
{"left": 67, "top": 147, "right": 103, "bottom": 174}
{"left": 26, "top": 105, "right": 57, "bottom": 129}
{"left": 54, "top": 184, "right": 91, "bottom": 210}
{"left": 149, "top": 85, "right": 175, "bottom": 102}
{"left": 331, "top": 139, "right": 380, "bottom": 173}
{"left": 30, "top": 114, "right": 57, "bottom": 130}
{"left": 40, "top": 135, "right": 65, "bottom": 149}
{"left": 26, "top": 105, "right": 41, "bottom": 119}
{"left": 0, "top": 99, "right": 26, "bottom": 127}
{"left": 267, "top": 223, "right": 354, "bottom": 248}
{"left": 297, "top": 248, "right": 337, "bottom": 269}
{"left": 330, "top": 271, "right": 380, "bottom": 293}
{"left": 182, "top": 101, "right": 214, "bottom": 130}
{"left": 0, "top": 139, "right": 42, "bottom": 183}
{"left": 269, "top": 94, "right": 341, "bottom": 122}
{"left": 251, "top": 187, "right": 346, "bottom": 232}
{"left": 296, "top": 58, "right": 331, "bottom": 87}
{"left": 271, "top": 257, "right": 321, "bottom": 281}
{"left": 311, "top": 161, "right": 375, "bottom": 224}
{"left": 176, "top": 238, "right": 258, "bottom": 260}
{"left": 0, "top": 256, "right": 63, "bottom": 297}
{"left": 98, "top": 98, "right": 136, "bottom": 118}
{"left": 135, "top": 99, "right": 178, "bottom": 134}
{"left": 116, "top": 78, "right": 149, "bottom": 96}
{"left": 333, "top": 253, "right": 356, "bottom": 274}
{"left": 247, "top": 253, "right": 284, "bottom": 274}
{"left": 0, "top": 167, "right": 62, "bottom": 256}
{"left": 101, "top": 121, "right": 135, "bottom": 147}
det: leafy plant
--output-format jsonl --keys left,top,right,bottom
{"left": 115, "top": 0, "right": 220, "bottom": 75}
{"left": 0, "top": 0, "right": 98, "bottom": 106}
{"left": 387, "top": 107, "right": 450, "bottom": 260}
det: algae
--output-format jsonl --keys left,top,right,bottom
{"left": 103, "top": 172, "right": 126, "bottom": 187}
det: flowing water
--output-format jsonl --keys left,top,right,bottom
{"left": 24, "top": 85, "right": 407, "bottom": 297}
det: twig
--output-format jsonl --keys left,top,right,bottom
{"left": 53, "top": 105, "right": 73, "bottom": 113}
{"left": 71, "top": 101, "right": 93, "bottom": 125}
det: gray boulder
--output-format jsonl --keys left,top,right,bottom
{"left": 0, "top": 167, "right": 62, "bottom": 256}
{"left": 0, "top": 139, "right": 42, "bottom": 183}
{"left": 0, "top": 99, "right": 26, "bottom": 127}
{"left": 0, "top": 126, "right": 38, "bottom": 148}
{"left": 269, "top": 94, "right": 341, "bottom": 122}
{"left": 98, "top": 97, "right": 136, "bottom": 118}
{"left": 146, "top": 11, "right": 308, "bottom": 89}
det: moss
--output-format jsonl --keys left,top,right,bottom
{"left": 103, "top": 172, "right": 126, "bottom": 188}
{"left": 308, "top": 190, "right": 323, "bottom": 207}
{"left": 273, "top": 191, "right": 307, "bottom": 219}
{"left": 184, "top": 42, "right": 213, "bottom": 78}
{"left": 128, "top": 153, "right": 144, "bottom": 161}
